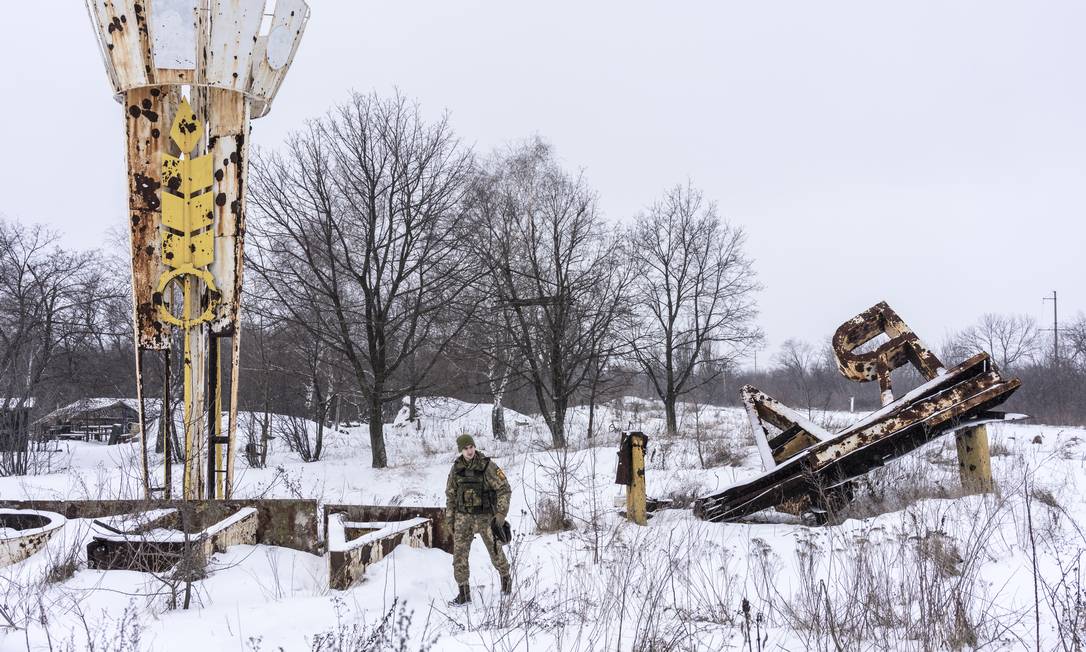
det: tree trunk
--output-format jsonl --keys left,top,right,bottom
{"left": 586, "top": 356, "right": 601, "bottom": 440}
{"left": 552, "top": 400, "right": 568, "bottom": 449}
{"left": 491, "top": 398, "right": 507, "bottom": 441}
{"left": 259, "top": 407, "right": 270, "bottom": 468}
{"left": 313, "top": 413, "right": 324, "bottom": 462}
{"left": 587, "top": 400, "right": 596, "bottom": 441}
{"left": 665, "top": 395, "right": 678, "bottom": 437}
{"left": 331, "top": 393, "right": 341, "bottom": 433}
{"left": 368, "top": 390, "right": 387, "bottom": 468}
{"left": 489, "top": 362, "right": 509, "bottom": 441}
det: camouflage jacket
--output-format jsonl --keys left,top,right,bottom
{"left": 445, "top": 452, "right": 511, "bottom": 518}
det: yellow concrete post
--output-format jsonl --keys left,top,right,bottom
{"left": 955, "top": 424, "right": 993, "bottom": 493}
{"left": 626, "top": 433, "right": 648, "bottom": 526}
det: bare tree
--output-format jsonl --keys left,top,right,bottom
{"left": 248, "top": 91, "right": 477, "bottom": 468}
{"left": 774, "top": 339, "right": 832, "bottom": 419}
{"left": 947, "top": 313, "right": 1041, "bottom": 371}
{"left": 628, "top": 183, "right": 761, "bottom": 436}
{"left": 464, "top": 139, "right": 631, "bottom": 448}
{"left": 0, "top": 221, "right": 115, "bottom": 475}
{"left": 1064, "top": 313, "right": 1086, "bottom": 371}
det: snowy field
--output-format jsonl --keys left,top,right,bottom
{"left": 1, "top": 397, "right": 1083, "bottom": 651}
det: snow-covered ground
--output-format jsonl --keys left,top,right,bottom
{"left": 1, "top": 397, "right": 1083, "bottom": 650}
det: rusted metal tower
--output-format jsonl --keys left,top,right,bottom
{"left": 86, "top": 0, "right": 310, "bottom": 500}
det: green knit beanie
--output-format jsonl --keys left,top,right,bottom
{"left": 456, "top": 434, "right": 476, "bottom": 451}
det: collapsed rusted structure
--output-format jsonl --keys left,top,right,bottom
{"left": 86, "top": 0, "right": 310, "bottom": 500}
{"left": 694, "top": 302, "right": 1021, "bottom": 523}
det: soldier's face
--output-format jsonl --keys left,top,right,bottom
{"left": 462, "top": 444, "right": 476, "bottom": 460}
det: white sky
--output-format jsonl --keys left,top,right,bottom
{"left": 1, "top": 1, "right": 1083, "bottom": 363}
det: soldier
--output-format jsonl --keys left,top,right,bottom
{"left": 446, "top": 433, "right": 511, "bottom": 605}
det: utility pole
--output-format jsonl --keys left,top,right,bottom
{"left": 1043, "top": 290, "right": 1059, "bottom": 369}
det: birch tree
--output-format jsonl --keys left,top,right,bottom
{"left": 464, "top": 139, "right": 631, "bottom": 448}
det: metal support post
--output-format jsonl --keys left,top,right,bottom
{"left": 626, "top": 433, "right": 648, "bottom": 526}
{"left": 955, "top": 424, "right": 993, "bottom": 493}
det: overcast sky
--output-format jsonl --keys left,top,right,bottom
{"left": 2, "top": 1, "right": 1083, "bottom": 365}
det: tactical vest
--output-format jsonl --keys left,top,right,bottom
{"left": 454, "top": 457, "right": 496, "bottom": 515}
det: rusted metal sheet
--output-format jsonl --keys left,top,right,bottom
{"left": 0, "top": 509, "right": 66, "bottom": 568}
{"left": 207, "top": 89, "right": 249, "bottom": 334}
{"left": 695, "top": 303, "right": 1021, "bottom": 523}
{"left": 88, "top": 0, "right": 150, "bottom": 90}
{"left": 249, "top": 0, "right": 310, "bottom": 117}
{"left": 741, "top": 385, "right": 834, "bottom": 470}
{"left": 206, "top": 0, "right": 263, "bottom": 92}
{"left": 86, "top": 0, "right": 310, "bottom": 116}
{"left": 832, "top": 301, "right": 946, "bottom": 405}
{"left": 90, "top": 0, "right": 309, "bottom": 501}
{"left": 202, "top": 89, "right": 249, "bottom": 498}
{"left": 127, "top": 86, "right": 178, "bottom": 350}
{"left": 149, "top": 0, "right": 198, "bottom": 71}
{"left": 327, "top": 514, "right": 433, "bottom": 590}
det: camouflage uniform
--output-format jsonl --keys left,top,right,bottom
{"left": 446, "top": 452, "right": 511, "bottom": 585}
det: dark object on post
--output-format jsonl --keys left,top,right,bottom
{"left": 615, "top": 431, "right": 649, "bottom": 485}
{"left": 491, "top": 519, "right": 513, "bottom": 545}
{"left": 694, "top": 301, "right": 1021, "bottom": 523}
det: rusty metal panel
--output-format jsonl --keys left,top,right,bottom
{"left": 200, "top": 88, "right": 251, "bottom": 499}
{"left": 89, "top": 0, "right": 309, "bottom": 503}
{"left": 206, "top": 89, "right": 249, "bottom": 335}
{"left": 149, "top": 0, "right": 199, "bottom": 70}
{"left": 126, "top": 86, "right": 178, "bottom": 350}
{"left": 0, "top": 510, "right": 66, "bottom": 568}
{"left": 248, "top": 0, "right": 311, "bottom": 117}
{"left": 833, "top": 301, "right": 946, "bottom": 405}
{"left": 206, "top": 0, "right": 263, "bottom": 92}
{"left": 89, "top": 0, "right": 151, "bottom": 90}
{"left": 88, "top": 0, "right": 308, "bottom": 118}
{"left": 741, "top": 385, "right": 834, "bottom": 470}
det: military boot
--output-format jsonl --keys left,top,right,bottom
{"left": 449, "top": 584, "right": 471, "bottom": 606}
{"left": 500, "top": 575, "right": 512, "bottom": 595}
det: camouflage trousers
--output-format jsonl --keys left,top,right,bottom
{"left": 452, "top": 512, "right": 509, "bottom": 585}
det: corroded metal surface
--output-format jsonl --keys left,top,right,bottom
{"left": 741, "top": 385, "right": 834, "bottom": 470}
{"left": 695, "top": 302, "right": 1021, "bottom": 523}
{"left": 127, "top": 86, "right": 179, "bottom": 350}
{"left": 207, "top": 89, "right": 248, "bottom": 335}
{"left": 86, "top": 0, "right": 310, "bottom": 118}
{"left": 832, "top": 301, "right": 945, "bottom": 405}
{"left": 0, "top": 510, "right": 67, "bottom": 568}
{"left": 89, "top": 1, "right": 309, "bottom": 500}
